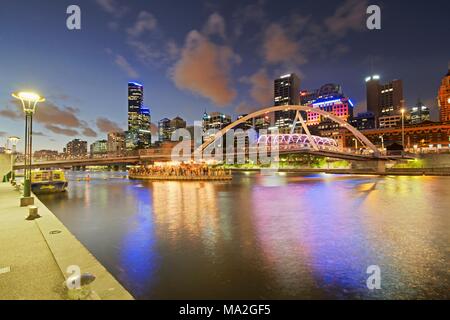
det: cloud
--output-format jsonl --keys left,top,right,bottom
{"left": 0, "top": 131, "right": 7, "bottom": 137}
{"left": 45, "top": 125, "right": 79, "bottom": 137}
{"left": 122, "top": 11, "right": 179, "bottom": 67}
{"left": 127, "top": 39, "right": 164, "bottom": 65}
{"left": 0, "top": 108, "right": 21, "bottom": 120}
{"left": 96, "top": 117, "right": 122, "bottom": 133}
{"left": 172, "top": 30, "right": 240, "bottom": 106}
{"left": 7, "top": 100, "right": 82, "bottom": 128}
{"left": 82, "top": 127, "right": 98, "bottom": 138}
{"left": 32, "top": 131, "right": 46, "bottom": 136}
{"left": 1, "top": 100, "right": 99, "bottom": 138}
{"left": 114, "top": 54, "right": 140, "bottom": 78}
{"left": 245, "top": 69, "right": 273, "bottom": 106}
{"left": 127, "top": 11, "right": 158, "bottom": 37}
{"left": 96, "top": 0, "right": 128, "bottom": 18}
{"left": 235, "top": 102, "right": 258, "bottom": 115}
{"left": 232, "top": 0, "right": 266, "bottom": 38}
{"left": 263, "top": 23, "right": 307, "bottom": 65}
{"left": 324, "top": 0, "right": 368, "bottom": 36}
{"left": 203, "top": 13, "right": 226, "bottom": 39}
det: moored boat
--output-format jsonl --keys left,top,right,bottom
{"left": 31, "top": 170, "right": 68, "bottom": 194}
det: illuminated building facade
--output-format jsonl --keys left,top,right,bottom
{"left": 107, "top": 132, "right": 126, "bottom": 155}
{"left": 158, "top": 116, "right": 187, "bottom": 142}
{"left": 235, "top": 114, "right": 253, "bottom": 131}
{"left": 202, "top": 111, "right": 232, "bottom": 142}
{"left": 300, "top": 89, "right": 318, "bottom": 105}
{"left": 379, "top": 114, "right": 402, "bottom": 128}
{"left": 127, "top": 82, "right": 152, "bottom": 149}
{"left": 350, "top": 112, "right": 376, "bottom": 130}
{"left": 137, "top": 107, "right": 151, "bottom": 149}
{"left": 170, "top": 116, "right": 187, "bottom": 132}
{"left": 274, "top": 73, "right": 300, "bottom": 132}
{"left": 438, "top": 68, "right": 450, "bottom": 122}
{"left": 305, "top": 84, "right": 354, "bottom": 126}
{"left": 342, "top": 122, "right": 450, "bottom": 151}
{"left": 158, "top": 118, "right": 171, "bottom": 142}
{"left": 202, "top": 111, "right": 231, "bottom": 131}
{"left": 128, "top": 82, "right": 143, "bottom": 132}
{"left": 33, "top": 150, "right": 59, "bottom": 161}
{"left": 410, "top": 99, "right": 430, "bottom": 124}
{"left": 254, "top": 114, "right": 271, "bottom": 132}
{"left": 366, "top": 75, "right": 404, "bottom": 120}
{"left": 90, "top": 140, "right": 108, "bottom": 157}
{"left": 65, "top": 139, "right": 87, "bottom": 157}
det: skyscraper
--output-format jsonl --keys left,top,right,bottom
{"left": 158, "top": 117, "right": 187, "bottom": 142}
{"left": 90, "top": 140, "right": 108, "bottom": 157}
{"left": 137, "top": 107, "right": 151, "bottom": 149}
{"left": 274, "top": 73, "right": 300, "bottom": 132}
{"left": 202, "top": 111, "right": 231, "bottom": 142}
{"left": 158, "top": 118, "right": 171, "bottom": 142}
{"left": 128, "top": 82, "right": 143, "bottom": 132}
{"left": 126, "top": 82, "right": 151, "bottom": 149}
{"left": 304, "top": 84, "right": 353, "bottom": 126}
{"left": 366, "top": 75, "right": 404, "bottom": 121}
{"left": 438, "top": 68, "right": 450, "bottom": 122}
{"left": 65, "top": 139, "right": 87, "bottom": 157}
{"left": 410, "top": 99, "right": 430, "bottom": 124}
{"left": 107, "top": 132, "right": 126, "bottom": 155}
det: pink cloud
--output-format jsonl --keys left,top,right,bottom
{"left": 172, "top": 30, "right": 240, "bottom": 106}
{"left": 263, "top": 23, "right": 307, "bottom": 65}
{"left": 247, "top": 69, "right": 273, "bottom": 106}
{"left": 96, "top": 117, "right": 122, "bottom": 133}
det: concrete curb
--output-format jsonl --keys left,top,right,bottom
{"left": 31, "top": 194, "right": 134, "bottom": 300}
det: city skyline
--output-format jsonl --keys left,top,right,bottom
{"left": 0, "top": 0, "right": 449, "bottom": 151}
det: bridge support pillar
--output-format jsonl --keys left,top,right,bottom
{"left": 376, "top": 160, "right": 386, "bottom": 174}
{"left": 351, "top": 160, "right": 386, "bottom": 174}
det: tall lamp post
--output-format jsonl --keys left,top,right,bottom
{"left": 379, "top": 135, "right": 384, "bottom": 153}
{"left": 8, "top": 136, "right": 20, "bottom": 184}
{"left": 401, "top": 108, "right": 405, "bottom": 149}
{"left": 12, "top": 92, "right": 45, "bottom": 202}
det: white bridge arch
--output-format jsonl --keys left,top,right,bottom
{"left": 199, "top": 105, "right": 380, "bottom": 157}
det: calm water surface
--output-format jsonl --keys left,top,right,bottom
{"left": 38, "top": 171, "right": 450, "bottom": 299}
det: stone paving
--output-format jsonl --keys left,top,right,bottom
{"left": 0, "top": 183, "right": 133, "bottom": 300}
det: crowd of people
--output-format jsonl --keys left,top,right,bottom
{"left": 129, "top": 163, "right": 231, "bottom": 178}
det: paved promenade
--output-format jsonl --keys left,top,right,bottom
{"left": 0, "top": 183, "right": 133, "bottom": 300}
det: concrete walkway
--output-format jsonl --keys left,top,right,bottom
{"left": 0, "top": 183, "right": 133, "bottom": 300}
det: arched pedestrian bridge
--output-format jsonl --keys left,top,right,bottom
{"left": 199, "top": 104, "right": 381, "bottom": 160}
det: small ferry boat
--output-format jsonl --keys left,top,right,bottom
{"left": 31, "top": 170, "right": 68, "bottom": 194}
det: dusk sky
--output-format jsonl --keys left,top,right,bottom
{"left": 0, "top": 0, "right": 449, "bottom": 151}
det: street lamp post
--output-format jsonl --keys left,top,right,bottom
{"left": 12, "top": 92, "right": 45, "bottom": 202}
{"left": 379, "top": 135, "right": 384, "bottom": 153}
{"left": 8, "top": 136, "right": 20, "bottom": 184}
{"left": 352, "top": 138, "right": 358, "bottom": 153}
{"left": 401, "top": 108, "right": 405, "bottom": 150}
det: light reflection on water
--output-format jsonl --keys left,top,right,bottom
{"left": 37, "top": 171, "right": 450, "bottom": 299}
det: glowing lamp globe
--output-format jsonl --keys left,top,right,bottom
{"left": 12, "top": 91, "right": 45, "bottom": 114}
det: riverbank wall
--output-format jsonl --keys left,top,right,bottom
{"left": 0, "top": 154, "right": 11, "bottom": 182}
{"left": 0, "top": 183, "right": 134, "bottom": 300}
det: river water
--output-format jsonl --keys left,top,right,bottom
{"left": 37, "top": 171, "right": 449, "bottom": 299}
